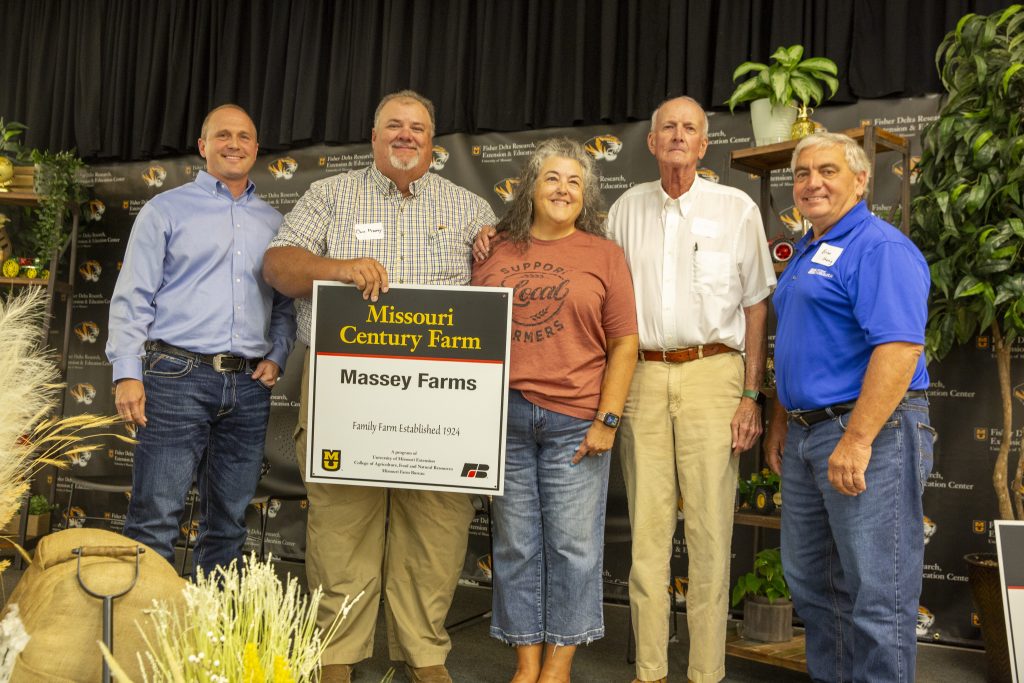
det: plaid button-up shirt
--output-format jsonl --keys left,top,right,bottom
{"left": 269, "top": 164, "right": 497, "bottom": 344}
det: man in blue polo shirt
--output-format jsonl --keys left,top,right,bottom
{"left": 764, "top": 132, "right": 934, "bottom": 683}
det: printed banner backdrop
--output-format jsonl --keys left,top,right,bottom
{"left": 57, "top": 94, "right": 1024, "bottom": 646}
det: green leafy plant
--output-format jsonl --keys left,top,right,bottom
{"left": 0, "top": 118, "right": 28, "bottom": 159}
{"left": 731, "top": 547, "right": 791, "bottom": 606}
{"left": 26, "top": 494, "right": 56, "bottom": 516}
{"left": 29, "top": 148, "right": 85, "bottom": 263}
{"left": 726, "top": 45, "right": 839, "bottom": 112}
{"left": 910, "top": 5, "right": 1024, "bottom": 520}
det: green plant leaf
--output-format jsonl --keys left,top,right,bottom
{"left": 769, "top": 68, "right": 791, "bottom": 104}
{"left": 786, "top": 45, "right": 804, "bottom": 63}
{"left": 732, "top": 61, "right": 767, "bottom": 81}
{"left": 1003, "top": 63, "right": 1024, "bottom": 93}
{"left": 726, "top": 76, "right": 769, "bottom": 111}
{"left": 955, "top": 276, "right": 985, "bottom": 298}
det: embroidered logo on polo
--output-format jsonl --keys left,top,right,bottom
{"left": 584, "top": 135, "right": 623, "bottom": 161}
{"left": 431, "top": 146, "right": 449, "bottom": 171}
{"left": 268, "top": 157, "right": 298, "bottom": 180}
{"left": 142, "top": 165, "right": 167, "bottom": 188}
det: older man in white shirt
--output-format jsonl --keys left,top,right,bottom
{"left": 607, "top": 96, "right": 775, "bottom": 683}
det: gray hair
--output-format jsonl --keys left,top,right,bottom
{"left": 790, "top": 132, "right": 871, "bottom": 180}
{"left": 650, "top": 96, "right": 709, "bottom": 137}
{"left": 374, "top": 90, "right": 436, "bottom": 135}
{"left": 497, "top": 137, "right": 606, "bottom": 248}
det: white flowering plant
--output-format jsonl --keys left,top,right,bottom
{"left": 100, "top": 553, "right": 361, "bottom": 683}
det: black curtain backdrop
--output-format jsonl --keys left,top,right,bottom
{"left": 0, "top": 0, "right": 1013, "bottom": 161}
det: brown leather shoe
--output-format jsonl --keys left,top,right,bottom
{"left": 404, "top": 663, "right": 453, "bottom": 683}
{"left": 321, "top": 664, "right": 353, "bottom": 683}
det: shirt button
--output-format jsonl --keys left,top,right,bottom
{"left": 236, "top": 250, "right": 241, "bottom": 255}
{"left": 236, "top": 224, "right": 241, "bottom": 228}
{"left": 235, "top": 278, "right": 241, "bottom": 283}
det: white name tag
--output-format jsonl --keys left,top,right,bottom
{"left": 811, "top": 243, "right": 844, "bottom": 266}
{"left": 691, "top": 217, "right": 720, "bottom": 238}
{"left": 354, "top": 223, "right": 384, "bottom": 241}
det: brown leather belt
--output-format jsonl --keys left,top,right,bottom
{"left": 640, "top": 343, "right": 738, "bottom": 364}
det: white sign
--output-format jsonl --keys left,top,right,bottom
{"left": 995, "top": 520, "right": 1024, "bottom": 683}
{"left": 306, "top": 282, "right": 512, "bottom": 494}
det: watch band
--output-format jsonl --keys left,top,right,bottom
{"left": 741, "top": 389, "right": 766, "bottom": 406}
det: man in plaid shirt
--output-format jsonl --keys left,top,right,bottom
{"left": 264, "top": 90, "right": 496, "bottom": 683}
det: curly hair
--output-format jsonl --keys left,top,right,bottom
{"left": 496, "top": 137, "right": 607, "bottom": 248}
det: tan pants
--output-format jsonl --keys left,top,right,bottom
{"left": 618, "top": 352, "right": 743, "bottom": 683}
{"left": 296, "top": 352, "right": 476, "bottom": 667}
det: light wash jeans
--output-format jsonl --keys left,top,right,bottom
{"left": 490, "top": 390, "right": 611, "bottom": 646}
{"left": 123, "top": 349, "right": 271, "bottom": 578}
{"left": 781, "top": 396, "right": 934, "bottom": 683}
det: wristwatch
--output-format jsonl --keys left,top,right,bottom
{"left": 741, "top": 389, "right": 767, "bottom": 406}
{"left": 595, "top": 411, "right": 621, "bottom": 428}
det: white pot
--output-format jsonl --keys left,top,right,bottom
{"left": 750, "top": 98, "right": 798, "bottom": 146}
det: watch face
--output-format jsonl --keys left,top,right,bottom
{"left": 604, "top": 413, "right": 620, "bottom": 427}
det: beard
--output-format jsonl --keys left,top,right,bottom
{"left": 388, "top": 148, "right": 421, "bottom": 171}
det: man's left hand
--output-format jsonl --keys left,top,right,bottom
{"left": 252, "top": 359, "right": 281, "bottom": 388}
{"left": 828, "top": 436, "right": 871, "bottom": 496}
{"left": 730, "top": 399, "right": 763, "bottom": 456}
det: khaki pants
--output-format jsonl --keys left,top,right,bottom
{"left": 296, "top": 352, "right": 476, "bottom": 667}
{"left": 618, "top": 352, "right": 743, "bottom": 683}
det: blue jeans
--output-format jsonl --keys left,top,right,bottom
{"left": 490, "top": 390, "right": 611, "bottom": 646}
{"left": 781, "top": 396, "right": 934, "bottom": 683}
{"left": 123, "top": 350, "right": 271, "bottom": 578}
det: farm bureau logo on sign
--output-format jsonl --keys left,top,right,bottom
{"left": 461, "top": 463, "right": 489, "bottom": 479}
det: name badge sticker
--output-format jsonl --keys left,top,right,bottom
{"left": 354, "top": 223, "right": 384, "bottom": 241}
{"left": 691, "top": 217, "right": 720, "bottom": 238}
{"left": 811, "top": 243, "right": 844, "bottom": 267}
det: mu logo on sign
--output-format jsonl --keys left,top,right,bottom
{"left": 322, "top": 449, "right": 341, "bottom": 471}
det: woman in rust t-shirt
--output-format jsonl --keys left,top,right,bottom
{"left": 472, "top": 137, "right": 638, "bottom": 682}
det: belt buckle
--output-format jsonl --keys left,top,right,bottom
{"left": 662, "top": 349, "right": 672, "bottom": 363}
{"left": 212, "top": 354, "right": 240, "bottom": 373}
{"left": 789, "top": 411, "right": 809, "bottom": 428}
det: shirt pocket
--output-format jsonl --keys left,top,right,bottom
{"left": 692, "top": 250, "right": 731, "bottom": 295}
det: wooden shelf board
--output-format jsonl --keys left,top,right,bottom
{"left": 730, "top": 126, "right": 909, "bottom": 176}
{"left": 726, "top": 626, "right": 807, "bottom": 672}
{"left": 734, "top": 510, "right": 782, "bottom": 529}
{"left": 0, "top": 277, "right": 71, "bottom": 293}
{"left": 0, "top": 189, "right": 40, "bottom": 206}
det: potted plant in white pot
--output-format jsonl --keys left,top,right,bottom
{"left": 726, "top": 45, "right": 839, "bottom": 146}
{"left": 731, "top": 547, "right": 793, "bottom": 642}
{"left": 910, "top": 6, "right": 1024, "bottom": 682}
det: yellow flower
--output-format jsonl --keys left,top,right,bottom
{"left": 242, "top": 642, "right": 264, "bottom": 682}
{"left": 272, "top": 655, "right": 295, "bottom": 683}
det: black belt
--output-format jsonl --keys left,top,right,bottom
{"left": 145, "top": 340, "right": 257, "bottom": 373}
{"left": 788, "top": 390, "right": 928, "bottom": 428}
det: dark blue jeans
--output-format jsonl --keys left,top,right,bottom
{"left": 123, "top": 350, "right": 271, "bottom": 577}
{"left": 781, "top": 396, "right": 934, "bottom": 683}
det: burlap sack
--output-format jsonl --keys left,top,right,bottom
{"left": 3, "top": 528, "right": 186, "bottom": 682}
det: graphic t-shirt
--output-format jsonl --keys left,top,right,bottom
{"left": 471, "top": 230, "right": 637, "bottom": 419}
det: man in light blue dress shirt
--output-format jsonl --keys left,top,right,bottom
{"left": 107, "top": 104, "right": 295, "bottom": 577}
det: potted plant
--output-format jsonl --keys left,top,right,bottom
{"left": 29, "top": 148, "right": 84, "bottom": 265}
{"left": 910, "top": 6, "right": 1024, "bottom": 681}
{"left": 731, "top": 547, "right": 793, "bottom": 642}
{"left": 0, "top": 118, "right": 28, "bottom": 192}
{"left": 725, "top": 45, "right": 839, "bottom": 146}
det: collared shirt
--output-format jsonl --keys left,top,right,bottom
{"left": 107, "top": 171, "right": 296, "bottom": 382}
{"left": 773, "top": 201, "right": 930, "bottom": 411}
{"left": 607, "top": 176, "right": 775, "bottom": 351}
{"left": 269, "top": 164, "right": 497, "bottom": 344}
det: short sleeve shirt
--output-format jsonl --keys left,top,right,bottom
{"left": 269, "top": 164, "right": 497, "bottom": 344}
{"left": 471, "top": 231, "right": 638, "bottom": 420}
{"left": 773, "top": 202, "right": 931, "bottom": 411}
